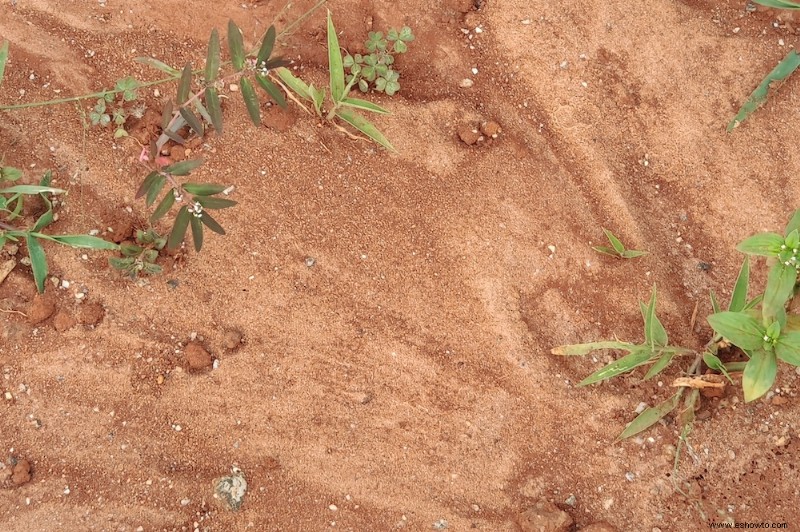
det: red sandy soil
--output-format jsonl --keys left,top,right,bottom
{"left": 1, "top": 0, "right": 800, "bottom": 530}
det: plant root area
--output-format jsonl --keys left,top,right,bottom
{"left": 1, "top": 0, "right": 799, "bottom": 530}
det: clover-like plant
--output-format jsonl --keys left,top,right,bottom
{"left": 89, "top": 77, "right": 143, "bottom": 138}
{"left": 109, "top": 228, "right": 166, "bottom": 278}
{"left": 343, "top": 26, "right": 414, "bottom": 95}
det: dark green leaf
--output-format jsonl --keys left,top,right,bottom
{"left": 736, "top": 232, "right": 784, "bottom": 256}
{"left": 163, "top": 159, "right": 204, "bottom": 176}
{"left": 257, "top": 26, "right": 277, "bottom": 65}
{"left": 190, "top": 215, "right": 204, "bottom": 251}
{"left": 228, "top": 20, "right": 246, "bottom": 72}
{"left": 255, "top": 74, "right": 287, "bottom": 108}
{"left": 327, "top": 11, "right": 345, "bottom": 102}
{"left": 728, "top": 50, "right": 800, "bottom": 131}
{"left": 177, "top": 63, "right": 193, "bottom": 105}
{"left": 26, "top": 235, "right": 47, "bottom": 293}
{"left": 264, "top": 57, "right": 291, "bottom": 70}
{"left": 200, "top": 211, "right": 225, "bottom": 234}
{"left": 167, "top": 206, "right": 191, "bottom": 250}
{"left": 145, "top": 175, "right": 167, "bottom": 207}
{"left": 205, "top": 87, "right": 223, "bottom": 134}
{"left": 164, "top": 129, "right": 186, "bottom": 145}
{"left": 703, "top": 352, "right": 734, "bottom": 383}
{"left": 109, "top": 257, "right": 136, "bottom": 270}
{"left": 180, "top": 107, "right": 204, "bottom": 136}
{"left": 136, "top": 171, "right": 161, "bottom": 199}
{"left": 135, "top": 57, "right": 180, "bottom": 75}
{"left": 743, "top": 349, "right": 778, "bottom": 402}
{"left": 120, "top": 242, "right": 143, "bottom": 257}
{"left": 240, "top": 77, "right": 261, "bottom": 125}
{"left": 161, "top": 99, "right": 174, "bottom": 130}
{"left": 578, "top": 348, "right": 654, "bottom": 386}
{"left": 150, "top": 189, "right": 176, "bottom": 223}
{"left": 707, "top": 311, "right": 765, "bottom": 350}
{"left": 617, "top": 391, "right": 681, "bottom": 440}
{"left": 206, "top": 29, "right": 221, "bottom": 83}
{"left": 183, "top": 183, "right": 227, "bottom": 195}
{"left": 335, "top": 109, "right": 395, "bottom": 151}
{"left": 729, "top": 256, "right": 750, "bottom": 312}
{"left": 196, "top": 196, "right": 237, "bottom": 209}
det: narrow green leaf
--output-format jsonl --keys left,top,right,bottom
{"left": 729, "top": 256, "right": 750, "bottom": 312}
{"left": 592, "top": 246, "right": 618, "bottom": 257}
{"left": 135, "top": 171, "right": 161, "bottom": 199}
{"left": 620, "top": 249, "right": 648, "bottom": 259}
{"left": 163, "top": 129, "right": 186, "bottom": 145}
{"left": 183, "top": 183, "right": 227, "bottom": 195}
{"left": 753, "top": 0, "right": 800, "bottom": 9}
{"left": 762, "top": 263, "right": 797, "bottom": 324}
{"left": 785, "top": 208, "right": 800, "bottom": 235}
{"left": 311, "top": 85, "right": 325, "bottom": 115}
{"left": 340, "top": 97, "right": 390, "bottom": 114}
{"left": 26, "top": 235, "right": 47, "bottom": 293}
{"left": 335, "top": 109, "right": 395, "bottom": 151}
{"left": 0, "top": 40, "right": 8, "bottom": 88}
{"left": 551, "top": 341, "right": 636, "bottom": 356}
{"left": 703, "top": 352, "right": 734, "bottom": 383}
{"left": 145, "top": 175, "right": 167, "bottom": 207}
{"left": 742, "top": 349, "right": 778, "bottom": 402}
{"left": 578, "top": 348, "right": 654, "bottom": 386}
{"left": 196, "top": 196, "right": 237, "bottom": 209}
{"left": 205, "top": 87, "right": 224, "bottom": 134}
{"left": 707, "top": 311, "right": 765, "bottom": 350}
{"left": 193, "top": 98, "right": 213, "bottom": 128}
{"left": 163, "top": 159, "right": 204, "bottom": 176}
{"left": 710, "top": 290, "right": 722, "bottom": 315}
{"left": 190, "top": 215, "right": 204, "bottom": 252}
{"left": 160, "top": 99, "right": 174, "bottom": 130}
{"left": 641, "top": 286, "right": 668, "bottom": 348}
{"left": 150, "top": 190, "right": 176, "bottom": 223}
{"left": 240, "top": 77, "right": 261, "bottom": 126}
{"left": 603, "top": 228, "right": 626, "bottom": 254}
{"left": 228, "top": 20, "right": 246, "bottom": 72}
{"left": 275, "top": 67, "right": 312, "bottom": 101}
{"left": 264, "top": 57, "right": 291, "bottom": 70}
{"left": 167, "top": 206, "right": 191, "bottom": 250}
{"left": 205, "top": 29, "right": 221, "bottom": 83}
{"left": 177, "top": 63, "right": 193, "bottom": 105}
{"left": 728, "top": 50, "right": 800, "bottom": 131}
{"left": 135, "top": 57, "right": 180, "bottom": 75}
{"left": 617, "top": 391, "right": 681, "bottom": 440}
{"left": 1, "top": 185, "right": 63, "bottom": 195}
{"left": 47, "top": 235, "right": 119, "bottom": 250}
{"left": 200, "top": 211, "right": 225, "bottom": 234}
{"left": 257, "top": 26, "right": 277, "bottom": 65}
{"left": 327, "top": 11, "right": 345, "bottom": 102}
{"left": 644, "top": 350, "right": 674, "bottom": 380}
{"left": 736, "top": 232, "right": 784, "bottom": 256}
{"left": 775, "top": 331, "right": 800, "bottom": 365}
{"left": 180, "top": 107, "right": 204, "bottom": 136}
{"left": 255, "top": 74, "right": 287, "bottom": 108}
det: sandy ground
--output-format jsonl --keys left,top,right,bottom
{"left": 1, "top": 0, "right": 800, "bottom": 530}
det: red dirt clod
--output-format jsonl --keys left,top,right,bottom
{"left": 27, "top": 294, "right": 56, "bottom": 324}
{"left": 185, "top": 341, "right": 213, "bottom": 371}
{"left": 517, "top": 499, "right": 573, "bottom": 532}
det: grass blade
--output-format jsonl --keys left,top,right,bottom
{"left": 728, "top": 50, "right": 800, "bottom": 131}
{"left": 206, "top": 29, "right": 221, "bottom": 83}
{"left": 643, "top": 350, "right": 674, "bottom": 380}
{"left": 275, "top": 67, "right": 312, "bottom": 100}
{"left": 180, "top": 107, "right": 204, "bottom": 137}
{"left": 47, "top": 235, "right": 119, "bottom": 250}
{"left": 335, "top": 109, "right": 395, "bottom": 151}
{"left": 257, "top": 26, "right": 277, "bottom": 65}
{"left": 205, "top": 87, "right": 224, "bottom": 134}
{"left": 551, "top": 340, "right": 635, "bottom": 356}
{"left": 135, "top": 57, "right": 180, "bottom": 76}
{"left": 327, "top": 11, "right": 345, "bottom": 102}
{"left": 228, "top": 20, "right": 246, "bottom": 72}
{"left": 150, "top": 190, "right": 176, "bottom": 223}
{"left": 256, "top": 74, "right": 287, "bottom": 108}
{"left": 167, "top": 206, "right": 191, "bottom": 250}
{"left": 190, "top": 215, "right": 204, "bottom": 251}
{"left": 0, "top": 40, "right": 9, "bottom": 88}
{"left": 26, "top": 235, "right": 47, "bottom": 293}
{"left": 341, "top": 97, "right": 390, "bottom": 114}
{"left": 578, "top": 348, "right": 654, "bottom": 386}
{"left": 617, "top": 391, "right": 681, "bottom": 440}
{"left": 753, "top": 0, "right": 800, "bottom": 8}
{"left": 729, "top": 256, "right": 750, "bottom": 312}
{"left": 1, "top": 185, "right": 63, "bottom": 195}
{"left": 603, "top": 228, "right": 626, "bottom": 254}
{"left": 177, "top": 63, "right": 193, "bottom": 105}
{"left": 240, "top": 77, "right": 261, "bottom": 125}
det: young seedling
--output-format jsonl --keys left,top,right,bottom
{"left": 109, "top": 229, "right": 166, "bottom": 277}
{"left": 89, "top": 77, "right": 144, "bottom": 138}
{"left": 275, "top": 11, "right": 396, "bottom": 151}
{"left": 592, "top": 228, "right": 648, "bottom": 259}
{"left": 342, "top": 26, "right": 414, "bottom": 95}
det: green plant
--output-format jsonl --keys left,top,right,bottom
{"left": 89, "top": 77, "right": 143, "bottom": 138}
{"left": 342, "top": 26, "right": 414, "bottom": 95}
{"left": 553, "top": 210, "right": 800, "bottom": 439}
{"left": 728, "top": 1, "right": 800, "bottom": 131}
{"left": 592, "top": 228, "right": 648, "bottom": 259}
{"left": 275, "top": 11, "right": 396, "bottom": 150}
{"left": 109, "top": 229, "right": 166, "bottom": 277}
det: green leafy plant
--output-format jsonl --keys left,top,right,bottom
{"left": 342, "top": 26, "right": 414, "bottom": 95}
{"left": 553, "top": 210, "right": 800, "bottom": 439}
{"left": 592, "top": 228, "right": 648, "bottom": 259}
{"left": 275, "top": 11, "right": 396, "bottom": 150}
{"left": 109, "top": 229, "right": 166, "bottom": 277}
{"left": 89, "top": 77, "right": 143, "bottom": 138}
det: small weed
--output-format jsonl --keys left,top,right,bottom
{"left": 89, "top": 77, "right": 143, "bottom": 138}
{"left": 109, "top": 229, "right": 166, "bottom": 277}
{"left": 553, "top": 209, "right": 800, "bottom": 439}
{"left": 592, "top": 228, "right": 648, "bottom": 259}
{"left": 343, "top": 26, "right": 414, "bottom": 95}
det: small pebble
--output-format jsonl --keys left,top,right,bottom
{"left": 459, "top": 78, "right": 474, "bottom": 88}
{"left": 329, "top": 504, "right": 338, "bottom": 511}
